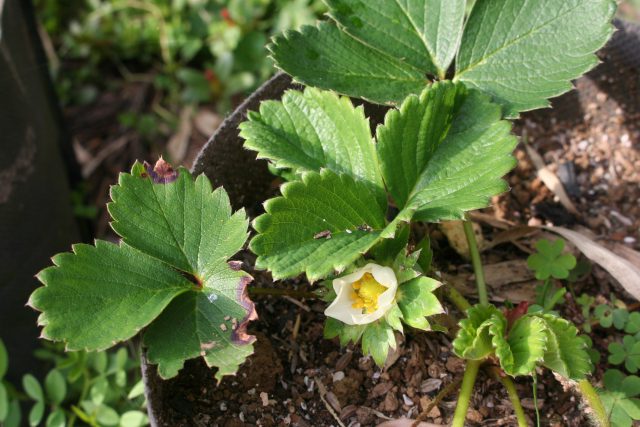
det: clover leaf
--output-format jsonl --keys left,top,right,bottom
{"left": 527, "top": 239, "right": 577, "bottom": 280}
{"left": 30, "top": 161, "right": 256, "bottom": 380}
{"left": 626, "top": 312, "right": 640, "bottom": 334}
{"left": 599, "top": 370, "right": 640, "bottom": 427}
{"left": 609, "top": 336, "right": 640, "bottom": 374}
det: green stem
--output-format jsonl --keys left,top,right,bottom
{"left": 463, "top": 220, "right": 488, "bottom": 306}
{"left": 248, "top": 287, "right": 317, "bottom": 299}
{"left": 488, "top": 367, "right": 528, "bottom": 427}
{"left": 445, "top": 284, "right": 471, "bottom": 312}
{"left": 578, "top": 379, "right": 610, "bottom": 427}
{"left": 452, "top": 359, "right": 482, "bottom": 427}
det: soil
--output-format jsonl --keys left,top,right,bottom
{"left": 63, "top": 20, "right": 640, "bottom": 427}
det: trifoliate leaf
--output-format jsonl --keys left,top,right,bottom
{"left": 377, "top": 82, "right": 517, "bottom": 221}
{"left": 538, "top": 314, "right": 591, "bottom": 380}
{"left": 453, "top": 304, "right": 502, "bottom": 360}
{"left": 455, "top": 0, "right": 616, "bottom": 117}
{"left": 251, "top": 169, "right": 393, "bottom": 281}
{"left": 270, "top": 22, "right": 426, "bottom": 105}
{"left": 491, "top": 314, "right": 547, "bottom": 377}
{"left": 326, "top": 0, "right": 466, "bottom": 78}
{"left": 361, "top": 319, "right": 396, "bottom": 366}
{"left": 608, "top": 336, "right": 640, "bottom": 374}
{"left": 31, "top": 163, "right": 255, "bottom": 379}
{"left": 240, "top": 88, "right": 382, "bottom": 190}
{"left": 600, "top": 370, "right": 640, "bottom": 427}
{"left": 527, "top": 239, "right": 577, "bottom": 280}
{"left": 397, "top": 277, "right": 443, "bottom": 330}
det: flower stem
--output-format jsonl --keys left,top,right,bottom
{"left": 463, "top": 220, "right": 488, "bottom": 306}
{"left": 578, "top": 379, "right": 610, "bottom": 427}
{"left": 445, "top": 284, "right": 471, "bottom": 312}
{"left": 488, "top": 366, "right": 528, "bottom": 427}
{"left": 248, "top": 287, "right": 317, "bottom": 299}
{"left": 452, "top": 359, "right": 482, "bottom": 427}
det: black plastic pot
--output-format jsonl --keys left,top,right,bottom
{"left": 141, "top": 20, "right": 640, "bottom": 426}
{"left": 0, "top": 0, "right": 81, "bottom": 382}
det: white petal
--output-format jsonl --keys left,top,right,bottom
{"left": 324, "top": 263, "right": 399, "bottom": 326}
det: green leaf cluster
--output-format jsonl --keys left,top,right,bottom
{"left": 243, "top": 82, "right": 516, "bottom": 281}
{"left": 30, "top": 163, "right": 256, "bottom": 380}
{"left": 599, "top": 369, "right": 640, "bottom": 427}
{"left": 1, "top": 339, "right": 148, "bottom": 427}
{"left": 453, "top": 304, "right": 591, "bottom": 380}
{"left": 270, "top": 0, "right": 615, "bottom": 118}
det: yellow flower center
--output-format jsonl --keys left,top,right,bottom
{"left": 350, "top": 272, "right": 387, "bottom": 313}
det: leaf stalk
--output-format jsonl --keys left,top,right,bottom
{"left": 578, "top": 379, "right": 610, "bottom": 427}
{"left": 463, "top": 220, "right": 488, "bottom": 305}
{"left": 451, "top": 359, "right": 482, "bottom": 427}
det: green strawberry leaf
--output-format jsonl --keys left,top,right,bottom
{"left": 490, "top": 314, "right": 547, "bottom": 376}
{"left": 537, "top": 314, "right": 591, "bottom": 380}
{"left": 527, "top": 239, "right": 577, "bottom": 280}
{"left": 30, "top": 162, "right": 255, "bottom": 379}
{"left": 326, "top": 0, "right": 466, "bottom": 78}
{"left": 452, "top": 304, "right": 502, "bottom": 360}
{"left": 143, "top": 273, "right": 256, "bottom": 381}
{"left": 455, "top": 0, "right": 616, "bottom": 118}
{"left": 251, "top": 169, "right": 395, "bottom": 281}
{"left": 240, "top": 88, "right": 383, "bottom": 190}
{"left": 269, "top": 22, "right": 426, "bottom": 105}
{"left": 31, "top": 241, "right": 193, "bottom": 351}
{"left": 600, "top": 370, "right": 640, "bottom": 427}
{"left": 396, "top": 277, "right": 444, "bottom": 330}
{"left": 361, "top": 319, "right": 396, "bottom": 366}
{"left": 377, "top": 82, "right": 517, "bottom": 221}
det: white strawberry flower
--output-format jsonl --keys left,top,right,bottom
{"left": 324, "top": 263, "right": 398, "bottom": 325}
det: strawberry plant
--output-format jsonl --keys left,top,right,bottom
{"left": 28, "top": 0, "right": 620, "bottom": 425}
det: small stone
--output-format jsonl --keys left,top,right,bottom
{"left": 333, "top": 371, "right": 345, "bottom": 382}
{"left": 260, "top": 392, "right": 269, "bottom": 407}
{"left": 402, "top": 394, "right": 414, "bottom": 406}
